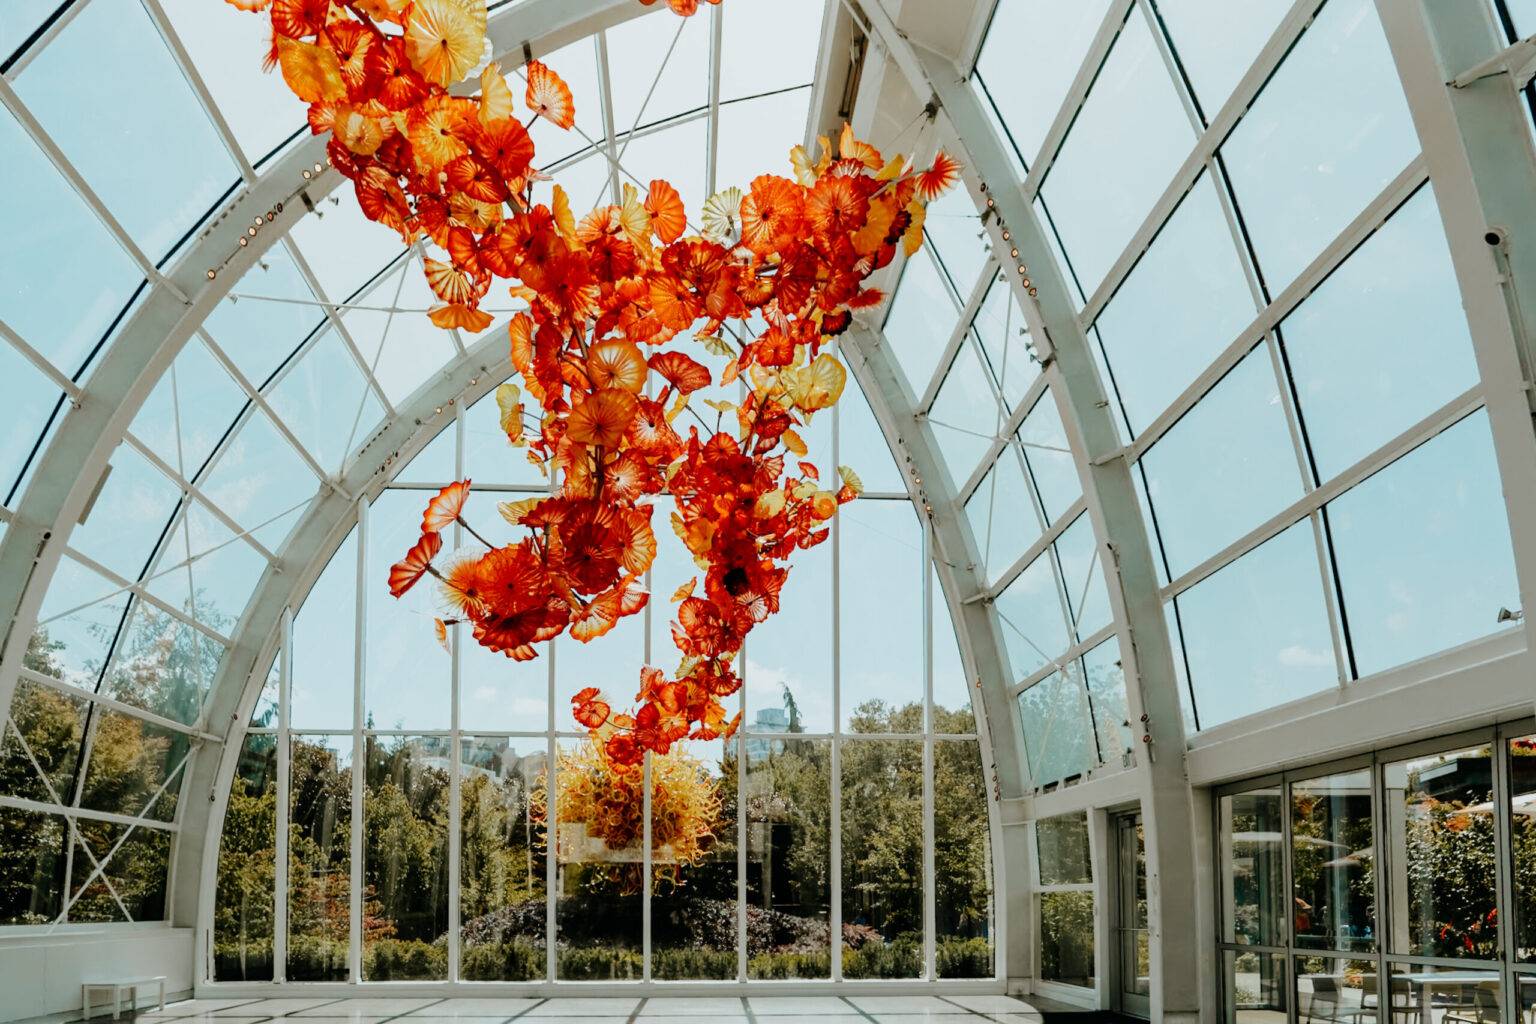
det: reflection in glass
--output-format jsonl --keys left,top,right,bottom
{"left": 1225, "top": 949, "right": 1288, "bottom": 1024}
{"left": 1037, "top": 812, "right": 1092, "bottom": 886}
{"left": 935, "top": 740, "right": 994, "bottom": 978}
{"left": 287, "top": 734, "right": 352, "bottom": 982}
{"left": 1292, "top": 770, "right": 1375, "bottom": 952}
{"left": 746, "top": 738, "right": 831, "bottom": 979}
{"left": 1510, "top": 735, "right": 1536, "bottom": 962}
{"left": 1083, "top": 638, "right": 1132, "bottom": 765}
{"left": 1386, "top": 962, "right": 1500, "bottom": 1024}
{"left": 841, "top": 738, "right": 923, "bottom": 978}
{"left": 1293, "top": 956, "right": 1375, "bottom": 1024}
{"left": 1383, "top": 746, "right": 1497, "bottom": 959}
{"left": 1040, "top": 891, "right": 1096, "bottom": 988}
{"left": 215, "top": 734, "right": 277, "bottom": 981}
{"left": 1222, "top": 789, "right": 1287, "bottom": 947}
{"left": 459, "top": 737, "right": 547, "bottom": 981}
{"left": 1018, "top": 665, "right": 1096, "bottom": 788}
{"left": 362, "top": 735, "right": 449, "bottom": 980}
{"left": 69, "top": 821, "right": 170, "bottom": 922}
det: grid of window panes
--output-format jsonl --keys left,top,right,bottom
{"left": 0, "top": 0, "right": 833, "bottom": 933}
{"left": 1216, "top": 726, "right": 1536, "bottom": 1024}
{"left": 211, "top": 374, "right": 997, "bottom": 984}
{"left": 956, "top": 0, "right": 1522, "bottom": 740}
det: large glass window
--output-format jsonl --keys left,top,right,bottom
{"left": 1220, "top": 0, "right": 1419, "bottom": 294}
{"left": 841, "top": 737, "right": 923, "bottom": 979}
{"left": 459, "top": 737, "right": 547, "bottom": 982}
{"left": 1036, "top": 812, "right": 1094, "bottom": 989}
{"left": 1291, "top": 768, "right": 1375, "bottom": 952}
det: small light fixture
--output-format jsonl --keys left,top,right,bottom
{"left": 1498, "top": 607, "right": 1524, "bottom": 623}
{"left": 206, "top": 269, "right": 217, "bottom": 280}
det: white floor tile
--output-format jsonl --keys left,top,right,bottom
{"left": 639, "top": 1017, "right": 749, "bottom": 1024}
{"left": 403, "top": 999, "right": 543, "bottom": 1017}
{"left": 516, "top": 998, "right": 638, "bottom": 1017}
{"left": 403, "top": 1017, "right": 519, "bottom": 1023}
{"left": 984, "top": 1016, "right": 1047, "bottom": 1024}
{"left": 638, "top": 997, "right": 745, "bottom": 1015}
{"left": 131, "top": 1015, "right": 269, "bottom": 1024}
{"left": 754, "top": 1017, "right": 869, "bottom": 1024}
{"left": 266, "top": 1017, "right": 398, "bottom": 1024}
{"left": 137, "top": 1002, "right": 266, "bottom": 1019}
{"left": 941, "top": 996, "right": 1037, "bottom": 1014}
{"left": 211, "top": 1000, "right": 346, "bottom": 1016}
{"left": 293, "top": 1000, "right": 442, "bottom": 1017}
{"left": 747, "top": 997, "right": 857, "bottom": 1015}
{"left": 866, "top": 1014, "right": 976, "bottom": 1022}
{"left": 847, "top": 995, "right": 958, "bottom": 1013}
{"left": 514, "top": 1019, "right": 630, "bottom": 1024}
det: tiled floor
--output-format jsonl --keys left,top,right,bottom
{"left": 90, "top": 993, "right": 1047, "bottom": 1024}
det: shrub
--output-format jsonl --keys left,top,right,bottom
{"left": 362, "top": 937, "right": 446, "bottom": 980}
{"left": 460, "top": 938, "right": 545, "bottom": 981}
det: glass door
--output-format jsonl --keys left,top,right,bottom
{"left": 1115, "top": 812, "right": 1151, "bottom": 1018}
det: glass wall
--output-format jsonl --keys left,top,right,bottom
{"left": 210, "top": 374, "right": 996, "bottom": 983}
{"left": 960, "top": 0, "right": 1521, "bottom": 745}
{"left": 1218, "top": 727, "right": 1536, "bottom": 1024}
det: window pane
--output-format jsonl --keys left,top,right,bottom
{"left": 199, "top": 407, "right": 318, "bottom": 550}
{"left": 747, "top": 509, "right": 831, "bottom": 734}
{"left": 923, "top": 185, "right": 990, "bottom": 297}
{"left": 394, "top": 421, "right": 457, "bottom": 485}
{"left": 1036, "top": 812, "right": 1092, "bottom": 885}
{"left": 1385, "top": 963, "right": 1501, "bottom": 1024}
{"left": 292, "top": 528, "right": 356, "bottom": 730}
{"left": 0, "top": 808, "right": 65, "bottom": 925}
{"left": 1328, "top": 411, "right": 1519, "bottom": 677}
{"left": 1294, "top": 956, "right": 1376, "bottom": 1023}
{"left": 1093, "top": 173, "right": 1255, "bottom": 437}
{"left": 1225, "top": 949, "right": 1288, "bottom": 1024}
{"left": 0, "top": 104, "right": 141, "bottom": 378}
{"left": 78, "top": 708, "right": 191, "bottom": 823}
{"left": 746, "top": 737, "right": 831, "bottom": 979}
{"left": 205, "top": 245, "right": 324, "bottom": 390}
{"left": 14, "top": 0, "right": 239, "bottom": 259}
{"left": 936, "top": 739, "right": 993, "bottom": 978}
{"left": 840, "top": 501, "right": 923, "bottom": 732}
{"left": 1083, "top": 636, "right": 1131, "bottom": 766}
{"left": 973, "top": 0, "right": 1116, "bottom": 169}
{"left": 341, "top": 261, "right": 459, "bottom": 409}
{"left": 1383, "top": 745, "right": 1497, "bottom": 959}
{"left": 1140, "top": 345, "right": 1303, "bottom": 578}
{"left": 362, "top": 735, "right": 450, "bottom": 981}
{"left": 971, "top": 274, "right": 1038, "bottom": 413}
{"left": 0, "top": 346, "right": 66, "bottom": 498}
{"left": 883, "top": 250, "right": 960, "bottom": 400}
{"left": 1040, "top": 891, "right": 1095, "bottom": 987}
{"left": 718, "top": 0, "right": 821, "bottom": 102}
{"left": 35, "top": 556, "right": 133, "bottom": 687}
{"left": 995, "top": 552, "right": 1071, "bottom": 684}
{"left": 933, "top": 564, "right": 974, "bottom": 733}
{"left": 929, "top": 339, "right": 1002, "bottom": 491}
{"left": 1154, "top": 0, "right": 1290, "bottom": 118}
{"left": 841, "top": 738, "right": 923, "bottom": 979}
{"left": 965, "top": 450, "right": 1042, "bottom": 585}
{"left": 651, "top": 741, "right": 736, "bottom": 980}
{"left": 1017, "top": 663, "right": 1095, "bottom": 787}
{"left": 1509, "top": 735, "right": 1536, "bottom": 962}
{"left": 1019, "top": 395, "right": 1080, "bottom": 524}
{"left": 1177, "top": 520, "right": 1336, "bottom": 730}
{"left": 1292, "top": 769, "right": 1374, "bottom": 952}
{"left": 838, "top": 374, "right": 906, "bottom": 495}
{"left": 99, "top": 604, "right": 223, "bottom": 725}
{"left": 1056, "top": 513, "right": 1111, "bottom": 642}
{"left": 131, "top": 336, "right": 246, "bottom": 481}
{"left": 68, "top": 445, "right": 179, "bottom": 584}
{"left": 288, "top": 734, "right": 352, "bottom": 982}
{"left": 0, "top": 679, "right": 85, "bottom": 806}
{"left": 604, "top": 6, "right": 710, "bottom": 134}
{"left": 69, "top": 820, "right": 169, "bottom": 922}
{"left": 1042, "top": 7, "right": 1196, "bottom": 298}
{"left": 459, "top": 737, "right": 548, "bottom": 981}
{"left": 214, "top": 734, "right": 277, "bottom": 981}
{"left": 554, "top": 738, "right": 642, "bottom": 980}
{"left": 1220, "top": 0, "right": 1419, "bottom": 293}
{"left": 462, "top": 385, "right": 549, "bottom": 488}
{"left": 1284, "top": 187, "right": 1478, "bottom": 482}
{"left": 267, "top": 328, "right": 375, "bottom": 476}
{"left": 1221, "top": 788, "right": 1287, "bottom": 946}
{"left": 365, "top": 490, "right": 449, "bottom": 730}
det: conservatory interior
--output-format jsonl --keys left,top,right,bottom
{"left": 2, "top": 0, "right": 1536, "bottom": 1022}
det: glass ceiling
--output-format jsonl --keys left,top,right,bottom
{"left": 0, "top": 0, "right": 826, "bottom": 731}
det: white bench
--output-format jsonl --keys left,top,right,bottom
{"left": 81, "top": 976, "right": 165, "bottom": 1020}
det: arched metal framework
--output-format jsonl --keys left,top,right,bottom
{"left": 2, "top": 0, "right": 1536, "bottom": 1015}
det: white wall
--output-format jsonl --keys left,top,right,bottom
{"left": 0, "top": 926, "right": 192, "bottom": 1023}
